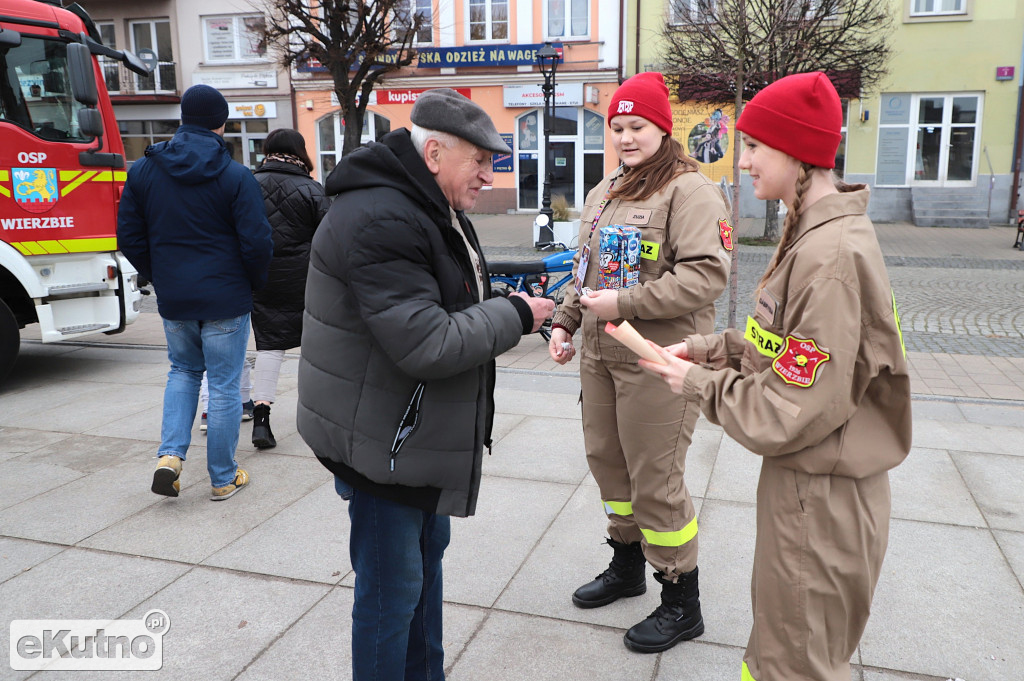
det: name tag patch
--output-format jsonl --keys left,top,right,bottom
{"left": 755, "top": 290, "right": 778, "bottom": 325}
{"left": 626, "top": 208, "right": 652, "bottom": 225}
{"left": 640, "top": 240, "right": 659, "bottom": 260}
{"left": 744, "top": 316, "right": 783, "bottom": 358}
{"left": 772, "top": 336, "right": 830, "bottom": 388}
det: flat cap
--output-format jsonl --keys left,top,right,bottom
{"left": 411, "top": 88, "right": 511, "bottom": 154}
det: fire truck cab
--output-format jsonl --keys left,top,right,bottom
{"left": 0, "top": 0, "right": 148, "bottom": 381}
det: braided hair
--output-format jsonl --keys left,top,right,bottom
{"left": 757, "top": 162, "right": 814, "bottom": 292}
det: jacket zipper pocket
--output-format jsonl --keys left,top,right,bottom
{"left": 390, "top": 382, "right": 425, "bottom": 471}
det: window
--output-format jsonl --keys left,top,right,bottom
{"left": 516, "top": 108, "right": 604, "bottom": 211}
{"left": 130, "top": 19, "right": 176, "bottom": 93}
{"left": 669, "top": 0, "right": 715, "bottom": 25}
{"left": 395, "top": 0, "right": 432, "bottom": 44}
{"left": 910, "top": 0, "right": 965, "bottom": 15}
{"left": 808, "top": 1, "right": 840, "bottom": 20}
{"left": 874, "top": 92, "right": 981, "bottom": 186}
{"left": 119, "top": 119, "right": 179, "bottom": 163}
{"left": 468, "top": 0, "right": 508, "bottom": 42}
{"left": 316, "top": 111, "right": 391, "bottom": 181}
{"left": 95, "top": 21, "right": 120, "bottom": 94}
{"left": 547, "top": 0, "right": 588, "bottom": 39}
{"left": 203, "top": 15, "right": 268, "bottom": 63}
{"left": 223, "top": 119, "right": 269, "bottom": 170}
{"left": 0, "top": 36, "right": 91, "bottom": 142}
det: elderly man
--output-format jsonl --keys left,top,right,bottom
{"left": 297, "top": 89, "right": 553, "bottom": 680}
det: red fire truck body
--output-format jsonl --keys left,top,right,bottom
{"left": 0, "top": 0, "right": 148, "bottom": 380}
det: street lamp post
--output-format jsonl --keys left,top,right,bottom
{"left": 536, "top": 42, "right": 559, "bottom": 247}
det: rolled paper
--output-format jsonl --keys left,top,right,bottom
{"left": 604, "top": 321, "right": 667, "bottom": 365}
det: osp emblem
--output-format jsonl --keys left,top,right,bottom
{"left": 771, "top": 335, "right": 830, "bottom": 388}
{"left": 719, "top": 218, "right": 734, "bottom": 251}
{"left": 12, "top": 168, "right": 58, "bottom": 214}
{"left": 617, "top": 100, "right": 635, "bottom": 114}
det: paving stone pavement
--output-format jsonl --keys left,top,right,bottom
{"left": 3, "top": 216, "right": 1023, "bottom": 680}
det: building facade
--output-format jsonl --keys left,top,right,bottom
{"left": 78, "top": 0, "right": 293, "bottom": 169}
{"left": 292, "top": 0, "right": 624, "bottom": 214}
{"left": 629, "top": 0, "right": 1024, "bottom": 225}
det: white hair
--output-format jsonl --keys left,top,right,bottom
{"left": 410, "top": 125, "right": 461, "bottom": 156}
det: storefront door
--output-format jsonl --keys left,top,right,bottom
{"left": 224, "top": 119, "right": 269, "bottom": 170}
{"left": 515, "top": 108, "right": 604, "bottom": 211}
{"left": 913, "top": 94, "right": 980, "bottom": 186}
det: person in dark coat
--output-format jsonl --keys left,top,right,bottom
{"left": 297, "top": 88, "right": 554, "bottom": 681}
{"left": 249, "top": 129, "right": 329, "bottom": 449}
{"left": 117, "top": 84, "right": 273, "bottom": 501}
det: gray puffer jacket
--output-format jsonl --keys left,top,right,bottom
{"left": 297, "top": 129, "right": 532, "bottom": 517}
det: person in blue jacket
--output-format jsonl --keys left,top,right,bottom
{"left": 117, "top": 84, "right": 273, "bottom": 501}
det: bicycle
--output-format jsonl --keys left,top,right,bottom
{"left": 488, "top": 241, "right": 576, "bottom": 341}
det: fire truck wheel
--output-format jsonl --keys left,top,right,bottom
{"left": 0, "top": 299, "right": 19, "bottom": 383}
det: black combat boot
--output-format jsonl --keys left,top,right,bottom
{"left": 623, "top": 567, "right": 704, "bottom": 653}
{"left": 251, "top": 404, "right": 276, "bottom": 449}
{"left": 572, "top": 538, "right": 647, "bottom": 608}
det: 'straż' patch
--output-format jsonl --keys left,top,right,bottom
{"left": 772, "top": 336, "right": 830, "bottom": 388}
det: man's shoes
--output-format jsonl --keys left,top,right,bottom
{"left": 199, "top": 412, "right": 207, "bottom": 434}
{"left": 152, "top": 455, "right": 182, "bottom": 497}
{"left": 623, "top": 568, "right": 704, "bottom": 653}
{"left": 210, "top": 468, "right": 250, "bottom": 501}
{"left": 251, "top": 403, "right": 276, "bottom": 449}
{"left": 572, "top": 538, "right": 647, "bottom": 608}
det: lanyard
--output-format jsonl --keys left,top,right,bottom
{"left": 573, "top": 176, "right": 617, "bottom": 295}
{"left": 584, "top": 177, "right": 617, "bottom": 245}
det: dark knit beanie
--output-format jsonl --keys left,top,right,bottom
{"left": 180, "top": 85, "right": 230, "bottom": 130}
{"left": 736, "top": 72, "right": 842, "bottom": 169}
{"left": 607, "top": 72, "right": 673, "bottom": 135}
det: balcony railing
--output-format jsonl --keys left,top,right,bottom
{"left": 100, "top": 58, "right": 178, "bottom": 96}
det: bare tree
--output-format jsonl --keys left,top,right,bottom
{"left": 261, "top": 0, "right": 423, "bottom": 155}
{"left": 660, "top": 0, "right": 893, "bottom": 327}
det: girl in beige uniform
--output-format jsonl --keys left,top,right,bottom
{"left": 641, "top": 72, "right": 912, "bottom": 681}
{"left": 548, "top": 72, "right": 731, "bottom": 653}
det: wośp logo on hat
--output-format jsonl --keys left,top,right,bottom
{"left": 10, "top": 610, "right": 170, "bottom": 671}
{"left": 616, "top": 101, "right": 635, "bottom": 114}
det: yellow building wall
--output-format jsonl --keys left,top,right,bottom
{"left": 847, "top": 0, "right": 1024, "bottom": 177}
{"left": 626, "top": 0, "right": 1024, "bottom": 179}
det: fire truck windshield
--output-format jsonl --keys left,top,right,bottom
{"left": 0, "top": 35, "right": 91, "bottom": 142}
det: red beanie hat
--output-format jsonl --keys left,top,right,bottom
{"left": 608, "top": 72, "right": 673, "bottom": 135}
{"left": 736, "top": 72, "right": 842, "bottom": 169}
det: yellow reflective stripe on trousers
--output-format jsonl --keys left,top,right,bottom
{"left": 640, "top": 516, "right": 698, "bottom": 547}
{"left": 741, "top": 661, "right": 757, "bottom": 681}
{"left": 603, "top": 500, "right": 633, "bottom": 516}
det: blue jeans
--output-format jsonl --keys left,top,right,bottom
{"left": 160, "top": 315, "right": 250, "bottom": 488}
{"left": 341, "top": 482, "right": 450, "bottom": 681}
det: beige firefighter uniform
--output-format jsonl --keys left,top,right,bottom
{"left": 680, "top": 186, "right": 912, "bottom": 681}
{"left": 553, "top": 164, "right": 731, "bottom": 578}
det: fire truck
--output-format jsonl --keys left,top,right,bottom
{"left": 0, "top": 0, "right": 148, "bottom": 381}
